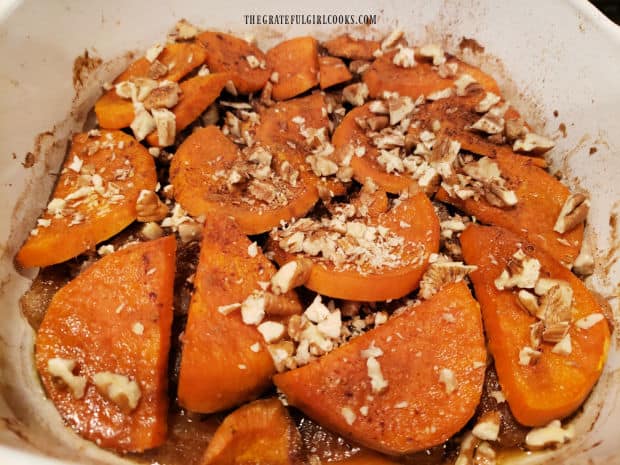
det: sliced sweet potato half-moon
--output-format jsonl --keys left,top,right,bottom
{"left": 201, "top": 398, "right": 304, "bottom": 465}
{"left": 332, "top": 103, "right": 417, "bottom": 194}
{"left": 266, "top": 36, "right": 319, "bottom": 101}
{"left": 170, "top": 126, "right": 319, "bottom": 235}
{"left": 255, "top": 92, "right": 330, "bottom": 150}
{"left": 275, "top": 282, "right": 487, "bottom": 455}
{"left": 269, "top": 191, "right": 439, "bottom": 301}
{"left": 319, "top": 56, "right": 353, "bottom": 89}
{"left": 436, "top": 150, "right": 584, "bottom": 265}
{"left": 178, "top": 216, "right": 301, "bottom": 413}
{"left": 145, "top": 72, "right": 230, "bottom": 146}
{"left": 115, "top": 41, "right": 208, "bottom": 84}
{"left": 460, "top": 224, "right": 610, "bottom": 426}
{"left": 16, "top": 130, "right": 157, "bottom": 268}
{"left": 95, "top": 92, "right": 136, "bottom": 131}
{"left": 197, "top": 31, "right": 272, "bottom": 94}
{"left": 323, "top": 34, "right": 380, "bottom": 61}
{"left": 95, "top": 41, "right": 207, "bottom": 129}
{"left": 35, "top": 236, "right": 176, "bottom": 452}
{"left": 407, "top": 93, "right": 543, "bottom": 163}
{"left": 254, "top": 92, "right": 349, "bottom": 193}
{"left": 254, "top": 92, "right": 352, "bottom": 196}
{"left": 363, "top": 51, "right": 500, "bottom": 99}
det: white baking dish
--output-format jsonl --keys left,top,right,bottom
{"left": 0, "top": 0, "right": 618, "bottom": 464}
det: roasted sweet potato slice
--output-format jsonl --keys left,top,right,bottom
{"left": 95, "top": 41, "right": 207, "bottom": 129}
{"left": 35, "top": 237, "right": 176, "bottom": 452}
{"left": 266, "top": 36, "right": 319, "bottom": 100}
{"left": 319, "top": 56, "right": 353, "bottom": 89}
{"left": 16, "top": 131, "right": 157, "bottom": 268}
{"left": 255, "top": 92, "right": 330, "bottom": 149}
{"left": 460, "top": 225, "right": 610, "bottom": 426}
{"left": 332, "top": 104, "right": 417, "bottom": 194}
{"left": 323, "top": 34, "right": 380, "bottom": 61}
{"left": 178, "top": 217, "right": 302, "bottom": 413}
{"left": 253, "top": 93, "right": 349, "bottom": 196}
{"left": 270, "top": 191, "right": 440, "bottom": 301}
{"left": 197, "top": 31, "right": 271, "bottom": 94}
{"left": 363, "top": 52, "right": 500, "bottom": 99}
{"left": 95, "top": 92, "right": 136, "bottom": 131}
{"left": 436, "top": 151, "right": 584, "bottom": 266}
{"left": 275, "top": 282, "right": 486, "bottom": 454}
{"left": 170, "top": 126, "right": 319, "bottom": 235}
{"left": 407, "top": 94, "right": 544, "bottom": 164}
{"left": 145, "top": 72, "right": 230, "bottom": 146}
{"left": 117, "top": 41, "right": 208, "bottom": 83}
{"left": 333, "top": 91, "right": 542, "bottom": 195}
{"left": 201, "top": 398, "right": 303, "bottom": 465}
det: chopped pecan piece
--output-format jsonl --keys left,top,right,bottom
{"left": 513, "top": 132, "right": 554, "bottom": 154}
{"left": 342, "top": 82, "right": 369, "bottom": 106}
{"left": 419, "top": 261, "right": 477, "bottom": 300}
{"left": 540, "top": 282, "right": 573, "bottom": 343}
{"left": 136, "top": 190, "right": 168, "bottom": 222}
{"left": 147, "top": 60, "right": 169, "bottom": 79}
{"left": 553, "top": 193, "right": 589, "bottom": 234}
{"left": 143, "top": 81, "right": 181, "bottom": 110}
